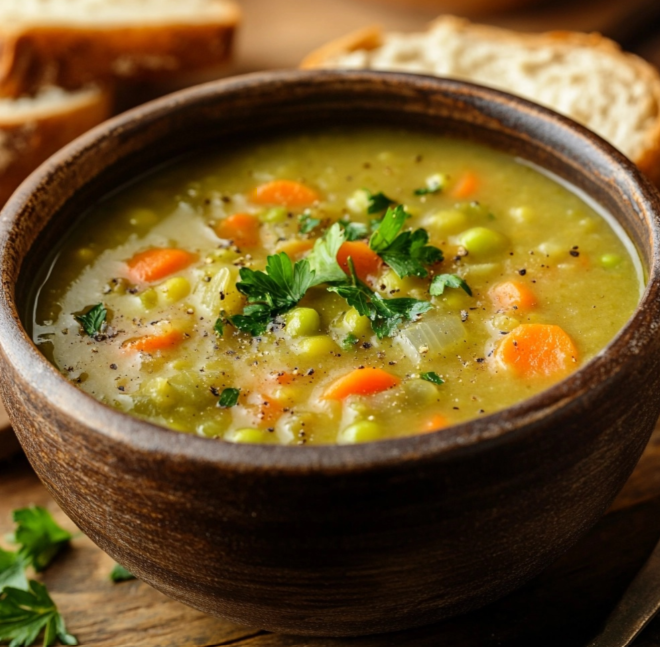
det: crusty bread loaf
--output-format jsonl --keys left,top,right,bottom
{"left": 0, "top": 85, "right": 113, "bottom": 204}
{"left": 302, "top": 16, "right": 660, "bottom": 187}
{"left": 0, "top": 0, "right": 240, "bottom": 97}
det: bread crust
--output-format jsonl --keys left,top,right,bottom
{"left": 302, "top": 16, "right": 660, "bottom": 187}
{"left": 0, "top": 2, "right": 240, "bottom": 97}
{"left": 0, "top": 86, "right": 113, "bottom": 204}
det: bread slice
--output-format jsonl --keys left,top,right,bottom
{"left": 0, "top": 0, "right": 240, "bottom": 97}
{"left": 302, "top": 17, "right": 660, "bottom": 187}
{"left": 0, "top": 85, "right": 113, "bottom": 204}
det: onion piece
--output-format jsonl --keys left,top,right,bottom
{"left": 396, "top": 315, "right": 465, "bottom": 364}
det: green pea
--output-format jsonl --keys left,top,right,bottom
{"left": 404, "top": 379, "right": 439, "bottom": 406}
{"left": 426, "top": 209, "right": 468, "bottom": 234}
{"left": 157, "top": 277, "right": 191, "bottom": 304}
{"left": 458, "top": 227, "right": 508, "bottom": 257}
{"left": 343, "top": 307, "right": 371, "bottom": 336}
{"left": 600, "top": 253, "right": 622, "bottom": 269}
{"left": 296, "top": 335, "right": 337, "bottom": 357}
{"left": 338, "top": 420, "right": 383, "bottom": 444}
{"left": 261, "top": 206, "right": 288, "bottom": 223}
{"left": 226, "top": 428, "right": 269, "bottom": 444}
{"left": 285, "top": 307, "right": 321, "bottom": 337}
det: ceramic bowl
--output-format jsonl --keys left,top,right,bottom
{"left": 1, "top": 71, "right": 660, "bottom": 637}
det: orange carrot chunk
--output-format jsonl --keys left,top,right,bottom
{"left": 252, "top": 180, "right": 320, "bottom": 207}
{"left": 127, "top": 248, "right": 196, "bottom": 284}
{"left": 276, "top": 239, "right": 314, "bottom": 260}
{"left": 122, "top": 330, "right": 184, "bottom": 354}
{"left": 420, "top": 414, "right": 450, "bottom": 433}
{"left": 337, "top": 241, "right": 383, "bottom": 283}
{"left": 450, "top": 171, "right": 479, "bottom": 199}
{"left": 323, "top": 368, "right": 401, "bottom": 400}
{"left": 216, "top": 213, "right": 261, "bottom": 248}
{"left": 495, "top": 324, "right": 578, "bottom": 379}
{"left": 489, "top": 281, "right": 537, "bottom": 311}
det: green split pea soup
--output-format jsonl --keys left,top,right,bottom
{"left": 31, "top": 127, "right": 643, "bottom": 445}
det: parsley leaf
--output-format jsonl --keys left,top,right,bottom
{"left": 341, "top": 334, "right": 359, "bottom": 351}
{"left": 0, "top": 581, "right": 77, "bottom": 647}
{"left": 421, "top": 371, "right": 444, "bottom": 385}
{"left": 299, "top": 213, "right": 322, "bottom": 234}
{"left": 367, "top": 191, "right": 396, "bottom": 215}
{"left": 369, "top": 205, "right": 408, "bottom": 252}
{"left": 229, "top": 253, "right": 316, "bottom": 335}
{"left": 110, "top": 564, "right": 136, "bottom": 583}
{"left": 12, "top": 508, "right": 72, "bottom": 573}
{"left": 74, "top": 304, "right": 106, "bottom": 337}
{"left": 429, "top": 274, "right": 473, "bottom": 297}
{"left": 213, "top": 319, "right": 224, "bottom": 337}
{"left": 338, "top": 219, "right": 369, "bottom": 242}
{"left": 328, "top": 259, "right": 432, "bottom": 339}
{"left": 307, "top": 223, "right": 346, "bottom": 285}
{"left": 369, "top": 206, "right": 443, "bottom": 279}
{"left": 218, "top": 388, "right": 240, "bottom": 408}
{"left": 0, "top": 549, "right": 28, "bottom": 594}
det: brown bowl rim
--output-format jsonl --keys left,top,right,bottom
{"left": 1, "top": 69, "right": 660, "bottom": 473}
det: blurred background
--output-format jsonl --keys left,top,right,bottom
{"left": 229, "top": 0, "right": 660, "bottom": 73}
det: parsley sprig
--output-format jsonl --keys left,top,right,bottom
{"left": 430, "top": 274, "right": 472, "bottom": 297}
{"left": 74, "top": 304, "right": 106, "bottom": 338}
{"left": 369, "top": 205, "right": 443, "bottom": 278}
{"left": 229, "top": 253, "right": 316, "bottom": 336}
{"left": 0, "top": 581, "right": 77, "bottom": 647}
{"left": 328, "top": 259, "right": 432, "bottom": 339}
{"left": 0, "top": 507, "right": 77, "bottom": 647}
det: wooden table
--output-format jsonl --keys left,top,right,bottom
{"left": 4, "top": 0, "right": 660, "bottom": 644}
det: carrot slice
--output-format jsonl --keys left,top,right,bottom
{"left": 122, "top": 330, "right": 184, "bottom": 354}
{"left": 337, "top": 241, "right": 383, "bottom": 283}
{"left": 494, "top": 324, "right": 578, "bottom": 378}
{"left": 420, "top": 414, "right": 450, "bottom": 433}
{"left": 450, "top": 172, "right": 479, "bottom": 199}
{"left": 276, "top": 239, "right": 314, "bottom": 260}
{"left": 323, "top": 368, "right": 400, "bottom": 400}
{"left": 252, "top": 180, "right": 320, "bottom": 207}
{"left": 489, "top": 281, "right": 537, "bottom": 311}
{"left": 216, "top": 213, "right": 261, "bottom": 248}
{"left": 127, "top": 248, "right": 196, "bottom": 284}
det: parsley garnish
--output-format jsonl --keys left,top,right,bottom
{"left": 369, "top": 206, "right": 443, "bottom": 278}
{"left": 341, "top": 334, "right": 359, "bottom": 351}
{"left": 11, "top": 508, "right": 73, "bottom": 573}
{"left": 429, "top": 274, "right": 473, "bottom": 297}
{"left": 213, "top": 318, "right": 224, "bottom": 337}
{"left": 421, "top": 371, "right": 444, "bottom": 385}
{"left": 0, "top": 549, "right": 28, "bottom": 594}
{"left": 299, "top": 213, "right": 322, "bottom": 234}
{"left": 328, "top": 259, "right": 432, "bottom": 339}
{"left": 367, "top": 191, "right": 396, "bottom": 215}
{"left": 218, "top": 388, "right": 240, "bottom": 408}
{"left": 307, "top": 223, "right": 346, "bottom": 284}
{"left": 0, "top": 581, "right": 77, "bottom": 647}
{"left": 338, "top": 219, "right": 369, "bottom": 242}
{"left": 229, "top": 253, "right": 316, "bottom": 335}
{"left": 74, "top": 304, "right": 106, "bottom": 337}
{"left": 110, "top": 564, "right": 136, "bottom": 583}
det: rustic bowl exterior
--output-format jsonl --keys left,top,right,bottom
{"left": 1, "top": 72, "right": 660, "bottom": 637}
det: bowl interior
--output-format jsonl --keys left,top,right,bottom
{"left": 3, "top": 70, "right": 660, "bottom": 468}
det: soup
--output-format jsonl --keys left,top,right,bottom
{"left": 31, "top": 127, "right": 643, "bottom": 444}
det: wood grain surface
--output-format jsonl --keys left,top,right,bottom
{"left": 3, "top": 424, "right": 660, "bottom": 647}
